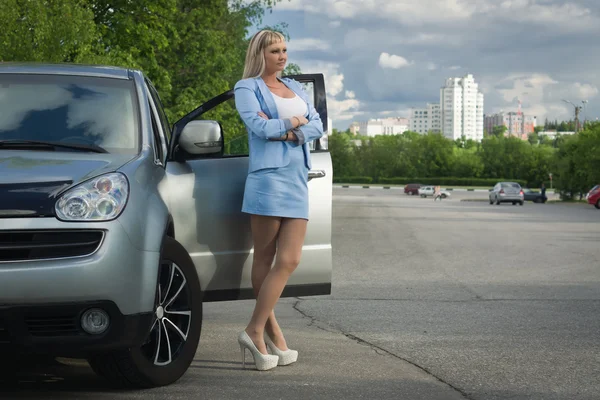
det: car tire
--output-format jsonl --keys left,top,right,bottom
{"left": 441, "top": 194, "right": 447, "bottom": 199}
{"left": 520, "top": 201, "right": 524, "bottom": 206}
{"left": 496, "top": 198, "right": 501, "bottom": 205}
{"left": 595, "top": 200, "right": 600, "bottom": 209}
{"left": 88, "top": 236, "right": 202, "bottom": 388}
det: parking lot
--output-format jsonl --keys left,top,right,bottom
{"left": 2, "top": 187, "right": 599, "bottom": 400}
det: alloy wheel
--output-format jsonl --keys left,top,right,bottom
{"left": 141, "top": 261, "right": 192, "bottom": 366}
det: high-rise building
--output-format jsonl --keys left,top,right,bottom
{"left": 410, "top": 103, "right": 441, "bottom": 134}
{"left": 357, "top": 117, "right": 409, "bottom": 137}
{"left": 440, "top": 74, "right": 484, "bottom": 141}
{"left": 484, "top": 112, "right": 537, "bottom": 140}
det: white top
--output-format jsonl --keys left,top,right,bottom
{"left": 272, "top": 93, "right": 307, "bottom": 120}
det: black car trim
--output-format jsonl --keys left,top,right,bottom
{"left": 203, "top": 283, "right": 331, "bottom": 302}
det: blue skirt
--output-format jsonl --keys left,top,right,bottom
{"left": 242, "top": 143, "right": 309, "bottom": 220}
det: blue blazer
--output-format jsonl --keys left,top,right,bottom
{"left": 234, "top": 76, "right": 324, "bottom": 173}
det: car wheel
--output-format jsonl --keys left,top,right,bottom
{"left": 441, "top": 194, "right": 447, "bottom": 199}
{"left": 520, "top": 201, "right": 524, "bottom": 206}
{"left": 88, "top": 236, "right": 202, "bottom": 388}
{"left": 496, "top": 198, "right": 501, "bottom": 205}
{"left": 595, "top": 200, "right": 600, "bottom": 209}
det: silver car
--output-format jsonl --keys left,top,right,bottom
{"left": 489, "top": 182, "right": 524, "bottom": 205}
{"left": 0, "top": 64, "right": 332, "bottom": 387}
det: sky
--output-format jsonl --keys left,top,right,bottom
{"left": 258, "top": 0, "right": 600, "bottom": 131}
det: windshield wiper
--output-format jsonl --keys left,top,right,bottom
{"left": 0, "top": 140, "right": 108, "bottom": 153}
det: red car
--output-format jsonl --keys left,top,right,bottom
{"left": 586, "top": 185, "right": 600, "bottom": 209}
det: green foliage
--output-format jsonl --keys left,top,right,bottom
{"left": 551, "top": 122, "right": 600, "bottom": 199}
{"left": 332, "top": 176, "right": 373, "bottom": 184}
{"left": 377, "top": 177, "right": 527, "bottom": 187}
{"left": 328, "top": 125, "right": 599, "bottom": 191}
{"left": 0, "top": 0, "right": 293, "bottom": 157}
{"left": 0, "top": 0, "right": 107, "bottom": 63}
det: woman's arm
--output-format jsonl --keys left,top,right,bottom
{"left": 234, "top": 80, "right": 302, "bottom": 139}
{"left": 287, "top": 80, "right": 324, "bottom": 145}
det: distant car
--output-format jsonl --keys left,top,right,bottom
{"left": 522, "top": 188, "right": 547, "bottom": 203}
{"left": 404, "top": 183, "right": 422, "bottom": 195}
{"left": 418, "top": 186, "right": 450, "bottom": 199}
{"left": 489, "top": 182, "right": 524, "bottom": 205}
{"left": 586, "top": 185, "right": 600, "bottom": 209}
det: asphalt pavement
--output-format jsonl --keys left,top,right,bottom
{"left": 2, "top": 188, "right": 598, "bottom": 400}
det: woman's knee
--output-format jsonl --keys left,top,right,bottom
{"left": 254, "top": 246, "right": 276, "bottom": 266}
{"left": 274, "top": 253, "right": 302, "bottom": 273}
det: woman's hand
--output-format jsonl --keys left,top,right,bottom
{"left": 295, "top": 115, "right": 308, "bottom": 126}
{"left": 258, "top": 111, "right": 269, "bottom": 120}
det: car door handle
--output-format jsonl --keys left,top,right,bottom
{"left": 308, "top": 169, "right": 326, "bottom": 181}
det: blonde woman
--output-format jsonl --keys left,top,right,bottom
{"left": 233, "top": 30, "right": 324, "bottom": 370}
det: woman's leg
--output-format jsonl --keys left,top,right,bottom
{"left": 247, "top": 214, "right": 286, "bottom": 354}
{"left": 245, "top": 218, "right": 308, "bottom": 354}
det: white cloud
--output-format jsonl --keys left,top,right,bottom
{"left": 296, "top": 60, "right": 361, "bottom": 122}
{"left": 489, "top": 73, "right": 598, "bottom": 121}
{"left": 492, "top": 0, "right": 597, "bottom": 31}
{"left": 289, "top": 38, "right": 331, "bottom": 52}
{"left": 379, "top": 53, "right": 412, "bottom": 69}
{"left": 573, "top": 82, "right": 599, "bottom": 99}
{"left": 427, "top": 62, "right": 438, "bottom": 71}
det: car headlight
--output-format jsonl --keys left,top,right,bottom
{"left": 55, "top": 172, "right": 129, "bottom": 221}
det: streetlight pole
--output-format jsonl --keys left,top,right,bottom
{"left": 582, "top": 100, "right": 588, "bottom": 129}
{"left": 562, "top": 99, "right": 583, "bottom": 133}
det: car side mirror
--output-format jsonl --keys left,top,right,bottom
{"left": 179, "top": 120, "right": 223, "bottom": 155}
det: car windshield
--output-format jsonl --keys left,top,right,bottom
{"left": 0, "top": 73, "right": 140, "bottom": 154}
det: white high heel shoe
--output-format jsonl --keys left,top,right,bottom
{"left": 238, "top": 331, "right": 279, "bottom": 371}
{"left": 264, "top": 334, "right": 298, "bottom": 366}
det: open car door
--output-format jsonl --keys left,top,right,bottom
{"left": 165, "top": 74, "right": 332, "bottom": 302}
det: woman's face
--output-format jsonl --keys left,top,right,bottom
{"left": 263, "top": 40, "right": 287, "bottom": 74}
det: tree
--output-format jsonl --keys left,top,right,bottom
{"left": 491, "top": 125, "right": 507, "bottom": 137}
{"left": 0, "top": 0, "right": 113, "bottom": 64}
{"left": 328, "top": 131, "right": 357, "bottom": 177}
{"left": 552, "top": 122, "right": 600, "bottom": 199}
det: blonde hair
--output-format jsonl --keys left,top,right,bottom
{"left": 242, "top": 30, "right": 286, "bottom": 79}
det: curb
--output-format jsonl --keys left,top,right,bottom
{"left": 334, "top": 185, "right": 490, "bottom": 192}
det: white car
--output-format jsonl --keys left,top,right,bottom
{"left": 418, "top": 186, "right": 451, "bottom": 199}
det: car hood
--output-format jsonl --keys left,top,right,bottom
{"left": 0, "top": 151, "right": 135, "bottom": 218}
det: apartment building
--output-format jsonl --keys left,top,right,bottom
{"left": 410, "top": 103, "right": 441, "bottom": 134}
{"left": 484, "top": 112, "right": 537, "bottom": 140}
{"left": 440, "top": 74, "right": 484, "bottom": 141}
{"left": 356, "top": 117, "right": 410, "bottom": 137}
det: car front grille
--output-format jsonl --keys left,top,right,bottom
{"left": 0, "top": 230, "right": 104, "bottom": 262}
{"left": 25, "top": 315, "right": 80, "bottom": 337}
{"left": 0, "top": 318, "right": 10, "bottom": 344}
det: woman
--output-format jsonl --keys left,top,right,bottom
{"left": 233, "top": 30, "right": 324, "bottom": 371}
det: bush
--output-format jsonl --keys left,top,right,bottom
{"left": 377, "top": 177, "right": 527, "bottom": 187}
{"left": 333, "top": 176, "right": 373, "bottom": 184}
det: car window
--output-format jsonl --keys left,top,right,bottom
{"left": 0, "top": 74, "right": 140, "bottom": 154}
{"left": 295, "top": 81, "right": 324, "bottom": 151}
{"left": 146, "top": 79, "right": 171, "bottom": 143}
